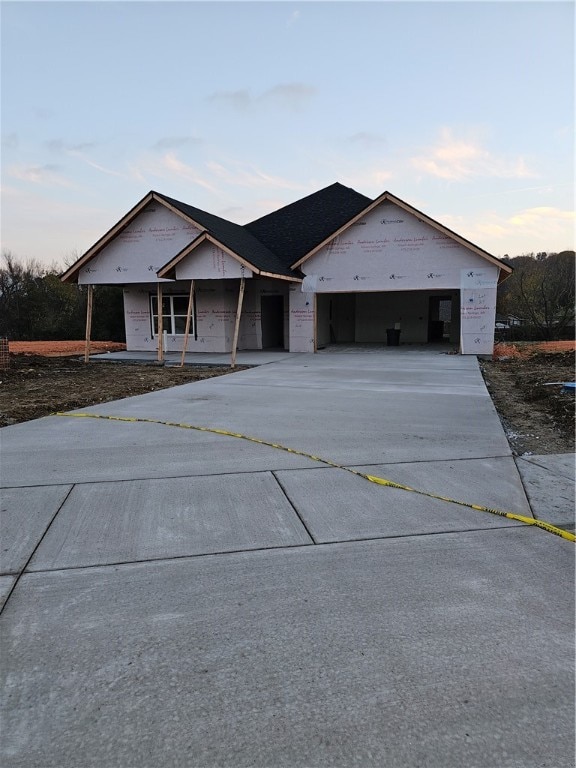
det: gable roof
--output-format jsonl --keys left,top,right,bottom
{"left": 61, "top": 184, "right": 511, "bottom": 286}
{"left": 61, "top": 190, "right": 297, "bottom": 284}
{"left": 246, "top": 182, "right": 372, "bottom": 269}
{"left": 289, "top": 189, "right": 513, "bottom": 280}
{"left": 155, "top": 193, "right": 295, "bottom": 280}
{"left": 61, "top": 191, "right": 162, "bottom": 283}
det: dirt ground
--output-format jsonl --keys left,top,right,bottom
{"left": 0, "top": 348, "right": 244, "bottom": 428}
{"left": 7, "top": 341, "right": 127, "bottom": 356}
{"left": 1, "top": 341, "right": 574, "bottom": 456}
{"left": 480, "top": 342, "right": 575, "bottom": 456}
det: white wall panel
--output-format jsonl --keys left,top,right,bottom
{"left": 175, "top": 241, "right": 253, "bottom": 280}
{"left": 460, "top": 268, "right": 499, "bottom": 354}
{"left": 79, "top": 203, "right": 201, "bottom": 285}
{"left": 123, "top": 278, "right": 288, "bottom": 353}
{"left": 289, "top": 285, "right": 314, "bottom": 352}
{"left": 123, "top": 287, "right": 157, "bottom": 351}
{"left": 303, "top": 201, "right": 494, "bottom": 292}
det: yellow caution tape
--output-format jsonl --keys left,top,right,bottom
{"left": 54, "top": 411, "right": 575, "bottom": 543}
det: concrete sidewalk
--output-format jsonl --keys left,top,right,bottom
{"left": 1, "top": 349, "right": 574, "bottom": 767}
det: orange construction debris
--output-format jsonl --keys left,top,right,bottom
{"left": 8, "top": 341, "right": 126, "bottom": 357}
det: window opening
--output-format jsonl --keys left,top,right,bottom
{"left": 150, "top": 294, "right": 193, "bottom": 337}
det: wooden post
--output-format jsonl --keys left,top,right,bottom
{"left": 180, "top": 280, "right": 195, "bottom": 367}
{"left": 313, "top": 292, "right": 318, "bottom": 353}
{"left": 230, "top": 277, "right": 245, "bottom": 369}
{"left": 157, "top": 283, "right": 164, "bottom": 362}
{"left": 84, "top": 284, "right": 93, "bottom": 363}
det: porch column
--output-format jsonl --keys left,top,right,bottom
{"left": 231, "top": 277, "right": 245, "bottom": 369}
{"left": 84, "top": 284, "right": 94, "bottom": 364}
{"left": 180, "top": 280, "right": 195, "bottom": 367}
{"left": 157, "top": 283, "right": 164, "bottom": 362}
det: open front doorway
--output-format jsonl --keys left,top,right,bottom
{"left": 261, "top": 295, "right": 285, "bottom": 348}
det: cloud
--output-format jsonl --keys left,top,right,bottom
{"left": 80, "top": 158, "right": 126, "bottom": 178}
{"left": 441, "top": 206, "right": 575, "bottom": 254}
{"left": 0, "top": 185, "right": 121, "bottom": 267}
{"left": 207, "top": 82, "right": 316, "bottom": 111}
{"left": 7, "top": 163, "right": 74, "bottom": 187}
{"left": 411, "top": 129, "right": 537, "bottom": 181}
{"left": 287, "top": 9, "right": 300, "bottom": 27}
{"left": 206, "top": 160, "right": 305, "bottom": 191}
{"left": 338, "top": 167, "right": 394, "bottom": 194}
{"left": 43, "top": 140, "right": 132, "bottom": 179}
{"left": 152, "top": 136, "right": 203, "bottom": 151}
{"left": 507, "top": 206, "right": 574, "bottom": 233}
{"left": 46, "top": 139, "right": 98, "bottom": 153}
{"left": 156, "top": 153, "right": 219, "bottom": 192}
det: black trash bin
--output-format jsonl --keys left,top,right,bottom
{"left": 386, "top": 328, "right": 401, "bottom": 346}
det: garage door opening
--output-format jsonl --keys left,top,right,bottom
{"left": 316, "top": 291, "right": 460, "bottom": 347}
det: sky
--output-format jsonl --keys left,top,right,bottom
{"left": 1, "top": 0, "right": 574, "bottom": 269}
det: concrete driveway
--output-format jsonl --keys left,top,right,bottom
{"left": 1, "top": 348, "right": 574, "bottom": 767}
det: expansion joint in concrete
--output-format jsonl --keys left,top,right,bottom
{"left": 271, "top": 471, "right": 317, "bottom": 544}
{"left": 0, "top": 484, "right": 75, "bottom": 616}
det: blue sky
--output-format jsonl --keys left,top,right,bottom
{"left": 1, "top": 0, "right": 574, "bottom": 268}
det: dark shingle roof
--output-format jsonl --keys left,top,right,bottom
{"left": 245, "top": 182, "right": 372, "bottom": 268}
{"left": 156, "top": 192, "right": 294, "bottom": 277}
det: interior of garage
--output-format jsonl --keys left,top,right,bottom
{"left": 316, "top": 290, "right": 461, "bottom": 347}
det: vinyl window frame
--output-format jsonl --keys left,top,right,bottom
{"left": 150, "top": 293, "right": 194, "bottom": 337}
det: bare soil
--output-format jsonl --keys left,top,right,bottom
{"left": 480, "top": 342, "right": 575, "bottom": 456}
{"left": 1, "top": 342, "right": 574, "bottom": 458}
{"left": 0, "top": 353, "right": 245, "bottom": 427}
{"left": 8, "top": 341, "right": 127, "bottom": 356}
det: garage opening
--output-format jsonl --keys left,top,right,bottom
{"left": 317, "top": 291, "right": 460, "bottom": 347}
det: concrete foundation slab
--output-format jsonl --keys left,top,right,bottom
{"left": 359, "top": 456, "right": 533, "bottom": 516}
{"left": 2, "top": 529, "right": 573, "bottom": 768}
{"left": 0, "top": 576, "right": 16, "bottom": 610}
{"left": 29, "top": 473, "right": 312, "bottom": 571}
{"left": 0, "top": 415, "right": 315, "bottom": 488}
{"left": 519, "top": 453, "right": 575, "bottom": 481}
{"left": 275, "top": 457, "right": 528, "bottom": 543}
{"left": 0, "top": 486, "right": 72, "bottom": 574}
{"left": 0, "top": 352, "right": 511, "bottom": 489}
{"left": 0, "top": 392, "right": 509, "bottom": 489}
{"left": 515, "top": 455, "right": 575, "bottom": 529}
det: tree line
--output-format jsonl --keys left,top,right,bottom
{"left": 0, "top": 249, "right": 574, "bottom": 342}
{"left": 0, "top": 251, "right": 125, "bottom": 342}
{"left": 497, "top": 251, "right": 575, "bottom": 340}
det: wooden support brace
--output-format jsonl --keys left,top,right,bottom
{"left": 231, "top": 277, "right": 245, "bottom": 369}
{"left": 180, "top": 280, "right": 195, "bottom": 367}
{"left": 157, "top": 283, "right": 164, "bottom": 362}
{"left": 84, "top": 284, "right": 93, "bottom": 364}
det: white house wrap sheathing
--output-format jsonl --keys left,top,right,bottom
{"left": 124, "top": 279, "right": 288, "bottom": 353}
{"left": 78, "top": 204, "right": 201, "bottom": 285}
{"left": 173, "top": 241, "right": 253, "bottom": 281}
{"left": 460, "top": 267, "right": 499, "bottom": 354}
{"left": 297, "top": 201, "right": 499, "bottom": 354}
{"left": 289, "top": 285, "right": 315, "bottom": 353}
